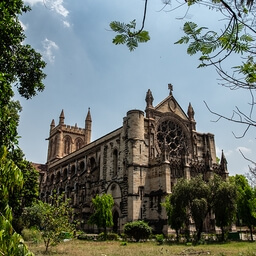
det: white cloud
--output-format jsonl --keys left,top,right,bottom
{"left": 63, "top": 20, "right": 71, "bottom": 28}
{"left": 236, "top": 146, "right": 252, "bottom": 154}
{"left": 24, "top": 0, "right": 69, "bottom": 24}
{"left": 42, "top": 38, "right": 59, "bottom": 63}
{"left": 50, "top": 0, "right": 69, "bottom": 17}
{"left": 20, "top": 20, "right": 28, "bottom": 31}
{"left": 24, "top": 0, "right": 43, "bottom": 5}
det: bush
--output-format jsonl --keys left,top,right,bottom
{"left": 124, "top": 221, "right": 152, "bottom": 242}
{"left": 21, "top": 228, "right": 42, "bottom": 243}
{"left": 98, "top": 232, "right": 119, "bottom": 241}
{"left": 155, "top": 234, "right": 164, "bottom": 245}
{"left": 77, "top": 233, "right": 98, "bottom": 241}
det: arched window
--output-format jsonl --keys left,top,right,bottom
{"left": 113, "top": 149, "right": 118, "bottom": 176}
{"left": 64, "top": 136, "right": 72, "bottom": 154}
{"left": 75, "top": 137, "right": 83, "bottom": 150}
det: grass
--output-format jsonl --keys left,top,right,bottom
{"left": 27, "top": 239, "right": 256, "bottom": 256}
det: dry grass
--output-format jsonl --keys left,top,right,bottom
{"left": 28, "top": 240, "right": 256, "bottom": 256}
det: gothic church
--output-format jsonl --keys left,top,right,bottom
{"left": 40, "top": 85, "right": 228, "bottom": 234}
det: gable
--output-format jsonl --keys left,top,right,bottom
{"left": 155, "top": 95, "right": 189, "bottom": 121}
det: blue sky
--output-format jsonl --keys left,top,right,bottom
{"left": 17, "top": 0, "right": 255, "bottom": 176}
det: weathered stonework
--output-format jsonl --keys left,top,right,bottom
{"left": 40, "top": 86, "right": 228, "bottom": 234}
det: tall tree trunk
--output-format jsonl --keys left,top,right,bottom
{"left": 221, "top": 226, "right": 225, "bottom": 241}
{"left": 175, "top": 229, "right": 179, "bottom": 242}
{"left": 196, "top": 221, "right": 203, "bottom": 242}
{"left": 249, "top": 225, "right": 254, "bottom": 241}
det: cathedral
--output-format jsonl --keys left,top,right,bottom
{"left": 39, "top": 85, "right": 228, "bottom": 234}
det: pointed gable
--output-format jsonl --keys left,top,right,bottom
{"left": 154, "top": 93, "right": 189, "bottom": 121}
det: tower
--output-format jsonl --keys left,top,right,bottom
{"left": 46, "top": 109, "right": 92, "bottom": 163}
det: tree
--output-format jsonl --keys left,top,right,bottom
{"left": 23, "top": 195, "right": 75, "bottom": 253}
{"left": 110, "top": 0, "right": 256, "bottom": 140}
{"left": 187, "top": 176, "right": 210, "bottom": 242}
{"left": 162, "top": 194, "right": 186, "bottom": 242}
{"left": 210, "top": 175, "right": 237, "bottom": 241}
{"left": 88, "top": 193, "right": 114, "bottom": 239}
{"left": 9, "top": 151, "right": 39, "bottom": 233}
{"left": 0, "top": 146, "right": 33, "bottom": 256}
{"left": 124, "top": 221, "right": 152, "bottom": 242}
{"left": 232, "top": 174, "right": 256, "bottom": 241}
{"left": 0, "top": 0, "right": 46, "bottom": 253}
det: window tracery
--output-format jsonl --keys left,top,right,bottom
{"left": 157, "top": 119, "right": 188, "bottom": 158}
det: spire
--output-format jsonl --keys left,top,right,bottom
{"left": 220, "top": 150, "right": 228, "bottom": 171}
{"left": 59, "top": 109, "right": 65, "bottom": 125}
{"left": 187, "top": 102, "right": 195, "bottom": 121}
{"left": 50, "top": 119, "right": 55, "bottom": 130}
{"left": 145, "top": 89, "right": 154, "bottom": 108}
{"left": 86, "top": 107, "right": 92, "bottom": 123}
{"left": 85, "top": 108, "right": 92, "bottom": 145}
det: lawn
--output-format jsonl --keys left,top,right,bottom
{"left": 28, "top": 240, "right": 256, "bottom": 256}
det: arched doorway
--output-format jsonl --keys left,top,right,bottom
{"left": 113, "top": 210, "right": 119, "bottom": 233}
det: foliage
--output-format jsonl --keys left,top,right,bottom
{"left": 210, "top": 175, "right": 237, "bottom": 241}
{"left": 162, "top": 184, "right": 188, "bottom": 241}
{"left": 232, "top": 175, "right": 256, "bottom": 241}
{"left": 88, "top": 193, "right": 114, "bottom": 239}
{"left": 21, "top": 228, "right": 42, "bottom": 244}
{"left": 0, "top": 0, "right": 46, "bottom": 100}
{"left": 124, "top": 220, "right": 152, "bottom": 242}
{"left": 0, "top": 146, "right": 33, "bottom": 255}
{"left": 164, "top": 175, "right": 238, "bottom": 243}
{"left": 155, "top": 234, "right": 164, "bottom": 245}
{"left": 164, "top": 176, "right": 210, "bottom": 242}
{"left": 9, "top": 149, "right": 39, "bottom": 233}
{"left": 98, "top": 232, "right": 120, "bottom": 241}
{"left": 0, "top": 0, "right": 46, "bottom": 253}
{"left": 110, "top": 20, "right": 150, "bottom": 51}
{"left": 23, "top": 195, "right": 75, "bottom": 252}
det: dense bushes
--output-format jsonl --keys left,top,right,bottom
{"left": 124, "top": 221, "right": 152, "bottom": 242}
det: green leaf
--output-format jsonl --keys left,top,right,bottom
{"left": 112, "top": 34, "right": 127, "bottom": 45}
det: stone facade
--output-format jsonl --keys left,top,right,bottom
{"left": 40, "top": 85, "right": 228, "bottom": 234}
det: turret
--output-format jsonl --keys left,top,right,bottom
{"left": 85, "top": 108, "right": 92, "bottom": 145}
{"left": 59, "top": 109, "right": 65, "bottom": 125}
{"left": 50, "top": 119, "right": 55, "bottom": 130}
{"left": 187, "top": 102, "right": 196, "bottom": 130}
{"left": 220, "top": 150, "right": 229, "bottom": 179}
{"left": 145, "top": 89, "right": 154, "bottom": 118}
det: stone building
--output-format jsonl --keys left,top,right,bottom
{"left": 40, "top": 85, "right": 228, "bottom": 234}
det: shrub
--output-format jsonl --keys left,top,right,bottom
{"left": 98, "top": 232, "right": 119, "bottom": 241}
{"left": 21, "top": 228, "right": 42, "bottom": 243}
{"left": 155, "top": 234, "right": 164, "bottom": 245}
{"left": 124, "top": 221, "right": 152, "bottom": 242}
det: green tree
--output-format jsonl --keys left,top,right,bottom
{"left": 162, "top": 181, "right": 189, "bottom": 242}
{"left": 23, "top": 195, "right": 75, "bottom": 253}
{"left": 0, "top": 146, "right": 33, "bottom": 255}
{"left": 232, "top": 174, "right": 256, "bottom": 241}
{"left": 210, "top": 175, "right": 237, "bottom": 241}
{"left": 0, "top": 0, "right": 46, "bottom": 253}
{"left": 124, "top": 221, "right": 152, "bottom": 242}
{"left": 10, "top": 151, "right": 39, "bottom": 233}
{"left": 88, "top": 193, "right": 114, "bottom": 239}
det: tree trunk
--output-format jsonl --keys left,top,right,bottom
{"left": 175, "top": 229, "right": 179, "bottom": 242}
{"left": 197, "top": 223, "right": 203, "bottom": 242}
{"left": 221, "top": 226, "right": 225, "bottom": 241}
{"left": 249, "top": 225, "right": 254, "bottom": 241}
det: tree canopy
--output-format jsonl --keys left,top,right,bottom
{"left": 0, "top": 0, "right": 46, "bottom": 254}
{"left": 88, "top": 193, "right": 114, "bottom": 239}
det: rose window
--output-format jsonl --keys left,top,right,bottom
{"left": 157, "top": 119, "right": 188, "bottom": 157}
